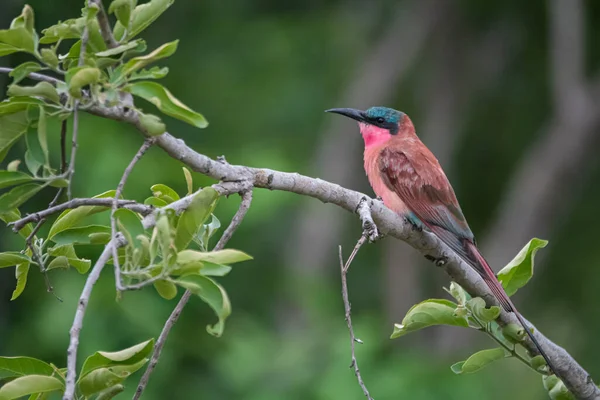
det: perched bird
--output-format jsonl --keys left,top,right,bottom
{"left": 326, "top": 106, "right": 555, "bottom": 374}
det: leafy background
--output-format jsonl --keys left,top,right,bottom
{"left": 1, "top": 0, "right": 600, "bottom": 399}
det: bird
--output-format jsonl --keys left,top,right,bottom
{"left": 326, "top": 105, "right": 555, "bottom": 374}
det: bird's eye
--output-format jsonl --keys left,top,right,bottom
{"left": 376, "top": 117, "right": 385, "bottom": 124}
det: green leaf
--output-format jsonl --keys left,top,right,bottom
{"left": 150, "top": 184, "right": 179, "bottom": 203}
{"left": 108, "top": 0, "right": 134, "bottom": 31}
{"left": 177, "top": 249, "right": 253, "bottom": 266}
{"left": 6, "top": 160, "right": 20, "bottom": 172}
{"left": 153, "top": 279, "right": 177, "bottom": 300}
{"left": 8, "top": 62, "right": 42, "bottom": 85}
{"left": 79, "top": 339, "right": 154, "bottom": 379}
{"left": 50, "top": 225, "right": 111, "bottom": 246}
{"left": 48, "top": 190, "right": 116, "bottom": 239}
{"left": 0, "top": 357, "right": 53, "bottom": 380}
{"left": 95, "top": 40, "right": 142, "bottom": 57}
{"left": 174, "top": 187, "right": 219, "bottom": 250}
{"left": 0, "top": 171, "right": 33, "bottom": 189}
{"left": 138, "top": 112, "right": 166, "bottom": 136}
{"left": 40, "top": 48, "right": 58, "bottom": 69}
{"left": 199, "top": 214, "right": 220, "bottom": 250}
{"left": 7, "top": 83, "right": 60, "bottom": 104}
{"left": 24, "top": 150, "right": 41, "bottom": 176}
{"left": 144, "top": 196, "right": 167, "bottom": 207}
{"left": 114, "top": 209, "right": 145, "bottom": 242}
{"left": 155, "top": 212, "right": 173, "bottom": 263}
{"left": 450, "top": 348, "right": 506, "bottom": 374}
{"left": 129, "top": 66, "right": 169, "bottom": 81}
{"left": 25, "top": 124, "right": 45, "bottom": 176}
{"left": 36, "top": 107, "right": 49, "bottom": 169}
{"left": 126, "top": 81, "right": 208, "bottom": 128}
{"left": 77, "top": 368, "right": 128, "bottom": 397}
{"left": 0, "top": 98, "right": 44, "bottom": 115}
{"left": 175, "top": 275, "right": 231, "bottom": 336}
{"left": 198, "top": 262, "right": 231, "bottom": 277}
{"left": 543, "top": 375, "right": 575, "bottom": 400}
{"left": 390, "top": 299, "right": 468, "bottom": 339}
{"left": 502, "top": 323, "right": 526, "bottom": 344}
{"left": 120, "top": 40, "right": 178, "bottom": 77}
{"left": 95, "top": 384, "right": 124, "bottom": 400}
{"left": 444, "top": 281, "right": 469, "bottom": 305}
{"left": 531, "top": 355, "right": 548, "bottom": 373}
{"left": 182, "top": 167, "right": 193, "bottom": 195}
{"left": 10, "top": 5, "right": 35, "bottom": 33}
{"left": 465, "top": 297, "right": 500, "bottom": 323}
{"left": 0, "top": 111, "right": 28, "bottom": 163}
{"left": 0, "top": 28, "right": 35, "bottom": 56}
{"left": 67, "top": 67, "right": 102, "bottom": 98}
{"left": 113, "top": 0, "right": 175, "bottom": 40}
{"left": 498, "top": 238, "right": 548, "bottom": 297}
{"left": 0, "top": 184, "right": 43, "bottom": 213}
{"left": 11, "top": 261, "right": 29, "bottom": 300}
{"left": 40, "top": 18, "right": 83, "bottom": 44}
{"left": 0, "top": 209, "right": 33, "bottom": 239}
{"left": 47, "top": 244, "right": 91, "bottom": 273}
{"left": 0, "top": 375, "right": 63, "bottom": 399}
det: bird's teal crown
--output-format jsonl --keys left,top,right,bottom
{"left": 365, "top": 106, "right": 405, "bottom": 134}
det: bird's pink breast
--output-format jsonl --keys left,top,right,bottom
{"left": 363, "top": 141, "right": 410, "bottom": 215}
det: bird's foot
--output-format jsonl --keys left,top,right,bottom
{"left": 424, "top": 254, "right": 448, "bottom": 267}
{"left": 362, "top": 218, "right": 383, "bottom": 243}
{"left": 404, "top": 215, "right": 423, "bottom": 232}
{"left": 356, "top": 197, "right": 384, "bottom": 243}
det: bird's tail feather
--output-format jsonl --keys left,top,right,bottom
{"left": 464, "top": 242, "right": 556, "bottom": 375}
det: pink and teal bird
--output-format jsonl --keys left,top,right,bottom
{"left": 326, "top": 106, "right": 555, "bottom": 374}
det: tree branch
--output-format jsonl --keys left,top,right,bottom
{"left": 11, "top": 198, "right": 151, "bottom": 232}
{"left": 90, "top": 0, "right": 119, "bottom": 48}
{"left": 111, "top": 138, "right": 155, "bottom": 293}
{"left": 133, "top": 189, "right": 253, "bottom": 400}
{"left": 0, "top": 67, "right": 63, "bottom": 85}
{"left": 339, "top": 235, "right": 372, "bottom": 400}
{"left": 63, "top": 234, "right": 127, "bottom": 400}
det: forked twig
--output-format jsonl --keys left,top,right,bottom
{"left": 339, "top": 234, "right": 372, "bottom": 400}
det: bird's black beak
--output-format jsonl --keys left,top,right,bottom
{"left": 325, "top": 108, "right": 366, "bottom": 123}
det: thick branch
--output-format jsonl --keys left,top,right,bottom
{"left": 133, "top": 189, "right": 253, "bottom": 399}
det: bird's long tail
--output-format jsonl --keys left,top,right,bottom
{"left": 465, "top": 241, "right": 556, "bottom": 375}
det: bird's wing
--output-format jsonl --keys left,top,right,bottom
{"left": 378, "top": 147, "right": 477, "bottom": 265}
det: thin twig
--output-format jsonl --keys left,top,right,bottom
{"left": 66, "top": 18, "right": 90, "bottom": 201}
{"left": 339, "top": 237, "right": 372, "bottom": 400}
{"left": 133, "top": 189, "right": 253, "bottom": 400}
{"left": 90, "top": 0, "right": 119, "bottom": 48}
{"left": 63, "top": 234, "right": 127, "bottom": 400}
{"left": 11, "top": 198, "right": 151, "bottom": 232}
{"left": 111, "top": 138, "right": 155, "bottom": 293}
{"left": 21, "top": 120, "right": 71, "bottom": 300}
{"left": 0, "top": 67, "right": 63, "bottom": 85}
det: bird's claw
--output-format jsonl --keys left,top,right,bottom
{"left": 356, "top": 197, "right": 383, "bottom": 242}
{"left": 424, "top": 254, "right": 448, "bottom": 267}
{"left": 362, "top": 219, "right": 383, "bottom": 243}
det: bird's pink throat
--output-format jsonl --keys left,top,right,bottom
{"left": 359, "top": 123, "right": 393, "bottom": 148}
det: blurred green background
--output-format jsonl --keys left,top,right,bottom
{"left": 1, "top": 0, "right": 600, "bottom": 398}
